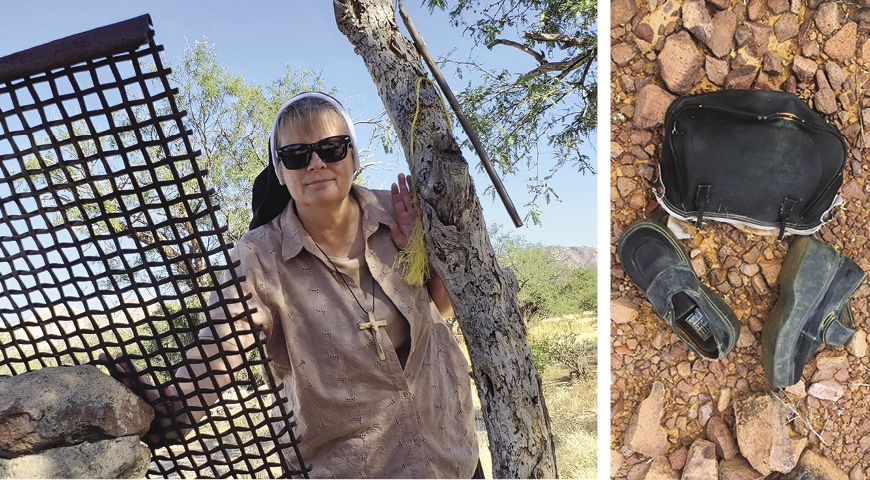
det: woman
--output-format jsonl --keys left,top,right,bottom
{"left": 107, "top": 92, "right": 480, "bottom": 478}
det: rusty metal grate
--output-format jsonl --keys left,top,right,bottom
{"left": 0, "top": 15, "right": 308, "bottom": 478}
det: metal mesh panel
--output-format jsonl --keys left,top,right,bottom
{"left": 0, "top": 15, "right": 309, "bottom": 478}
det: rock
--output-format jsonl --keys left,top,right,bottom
{"left": 719, "top": 455, "right": 765, "bottom": 480}
{"left": 792, "top": 56, "right": 818, "bottom": 83}
{"left": 814, "top": 88, "right": 838, "bottom": 115}
{"left": 824, "top": 62, "right": 846, "bottom": 90}
{"left": 706, "top": 56, "right": 729, "bottom": 86}
{"left": 706, "top": 415, "right": 738, "bottom": 460}
{"left": 815, "top": 2, "right": 842, "bottom": 36}
{"left": 0, "top": 365, "right": 154, "bottom": 457}
{"left": 613, "top": 42, "right": 636, "bottom": 67}
{"left": 625, "top": 381, "right": 670, "bottom": 458}
{"left": 612, "top": 0, "right": 638, "bottom": 26}
{"left": 747, "top": 0, "right": 768, "bottom": 21}
{"left": 762, "top": 51, "right": 784, "bottom": 75}
{"left": 746, "top": 22, "right": 773, "bottom": 58}
{"left": 683, "top": 438, "right": 718, "bottom": 479}
{"left": 766, "top": 449, "right": 848, "bottom": 480}
{"left": 645, "top": 455, "right": 679, "bottom": 480}
{"left": 612, "top": 448, "right": 624, "bottom": 477}
{"left": 613, "top": 296, "right": 641, "bottom": 324}
{"left": 823, "top": 22, "right": 857, "bottom": 62}
{"left": 768, "top": 0, "right": 789, "bottom": 15}
{"left": 669, "top": 447, "right": 688, "bottom": 470}
{"left": 725, "top": 65, "right": 759, "bottom": 90}
{"left": 774, "top": 13, "right": 799, "bottom": 42}
{"left": 807, "top": 380, "right": 846, "bottom": 401}
{"left": 633, "top": 84, "right": 677, "bottom": 129}
{"left": 0, "top": 436, "right": 151, "bottom": 479}
{"left": 734, "top": 392, "right": 806, "bottom": 475}
{"left": 784, "top": 380, "right": 807, "bottom": 398}
{"left": 683, "top": 0, "right": 714, "bottom": 44}
{"left": 658, "top": 31, "right": 704, "bottom": 94}
{"left": 845, "top": 328, "right": 868, "bottom": 357}
{"left": 707, "top": 10, "right": 738, "bottom": 58}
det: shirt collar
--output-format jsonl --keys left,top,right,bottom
{"left": 280, "top": 184, "right": 394, "bottom": 261}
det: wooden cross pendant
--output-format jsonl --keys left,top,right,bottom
{"left": 360, "top": 311, "right": 388, "bottom": 360}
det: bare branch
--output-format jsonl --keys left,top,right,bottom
{"left": 491, "top": 38, "right": 547, "bottom": 65}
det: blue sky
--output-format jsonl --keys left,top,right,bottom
{"left": 0, "top": 0, "right": 597, "bottom": 248}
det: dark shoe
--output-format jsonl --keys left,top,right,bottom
{"left": 617, "top": 219, "right": 741, "bottom": 359}
{"left": 762, "top": 236, "right": 865, "bottom": 387}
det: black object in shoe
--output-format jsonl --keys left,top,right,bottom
{"left": 762, "top": 236, "right": 865, "bottom": 387}
{"left": 617, "top": 219, "right": 741, "bottom": 359}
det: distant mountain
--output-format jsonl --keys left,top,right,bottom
{"left": 546, "top": 246, "right": 597, "bottom": 269}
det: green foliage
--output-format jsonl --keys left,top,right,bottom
{"left": 527, "top": 333, "right": 595, "bottom": 380}
{"left": 423, "top": 0, "right": 597, "bottom": 223}
{"left": 489, "top": 224, "right": 596, "bottom": 322}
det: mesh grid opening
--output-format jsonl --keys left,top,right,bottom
{"left": 0, "top": 14, "right": 309, "bottom": 478}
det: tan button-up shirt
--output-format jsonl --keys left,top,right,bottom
{"left": 209, "top": 185, "right": 478, "bottom": 478}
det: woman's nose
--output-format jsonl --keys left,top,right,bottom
{"left": 307, "top": 152, "right": 327, "bottom": 170}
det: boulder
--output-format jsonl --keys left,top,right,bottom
{"left": 733, "top": 392, "right": 806, "bottom": 475}
{"left": 0, "top": 365, "right": 153, "bottom": 457}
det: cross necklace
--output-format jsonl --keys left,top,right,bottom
{"left": 314, "top": 242, "right": 388, "bottom": 361}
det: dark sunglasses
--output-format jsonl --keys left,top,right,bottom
{"left": 277, "top": 135, "right": 352, "bottom": 170}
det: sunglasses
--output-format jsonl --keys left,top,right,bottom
{"left": 277, "top": 135, "right": 352, "bottom": 170}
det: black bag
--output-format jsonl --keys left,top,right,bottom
{"left": 656, "top": 90, "right": 847, "bottom": 239}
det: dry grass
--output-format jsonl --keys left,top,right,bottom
{"left": 461, "top": 312, "right": 598, "bottom": 479}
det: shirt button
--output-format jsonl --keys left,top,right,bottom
{"left": 401, "top": 390, "right": 412, "bottom": 399}
{"left": 411, "top": 436, "right": 421, "bottom": 445}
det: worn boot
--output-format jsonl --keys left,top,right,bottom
{"left": 762, "top": 236, "right": 865, "bottom": 388}
{"left": 618, "top": 219, "right": 740, "bottom": 359}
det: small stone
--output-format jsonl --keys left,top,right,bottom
{"left": 792, "top": 56, "right": 817, "bottom": 83}
{"left": 612, "top": 297, "right": 640, "bottom": 324}
{"left": 683, "top": 438, "right": 718, "bottom": 479}
{"left": 625, "top": 381, "right": 669, "bottom": 457}
{"left": 707, "top": 415, "right": 739, "bottom": 460}
{"left": 807, "top": 380, "right": 846, "bottom": 401}
{"left": 814, "top": 88, "right": 838, "bottom": 115}
{"left": 633, "top": 84, "right": 677, "bottom": 129}
{"left": 814, "top": 2, "right": 842, "bottom": 36}
{"left": 707, "top": 10, "right": 738, "bottom": 58}
{"left": 824, "top": 22, "right": 858, "bottom": 62}
{"left": 658, "top": 31, "right": 705, "bottom": 95}
{"left": 845, "top": 328, "right": 868, "bottom": 357}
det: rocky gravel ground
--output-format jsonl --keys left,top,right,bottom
{"left": 610, "top": 0, "right": 870, "bottom": 478}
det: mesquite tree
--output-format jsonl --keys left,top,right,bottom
{"left": 334, "top": 1, "right": 558, "bottom": 478}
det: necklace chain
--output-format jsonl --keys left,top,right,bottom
{"left": 313, "top": 242, "right": 375, "bottom": 315}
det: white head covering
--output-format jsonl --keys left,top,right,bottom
{"left": 269, "top": 92, "right": 359, "bottom": 185}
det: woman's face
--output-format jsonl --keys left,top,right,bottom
{"left": 276, "top": 118, "right": 355, "bottom": 212}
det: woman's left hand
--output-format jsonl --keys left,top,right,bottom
{"left": 389, "top": 173, "right": 418, "bottom": 250}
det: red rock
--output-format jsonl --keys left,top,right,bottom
{"left": 792, "top": 55, "right": 818, "bottom": 83}
{"left": 774, "top": 13, "right": 799, "bottom": 42}
{"left": 625, "top": 381, "right": 670, "bottom": 457}
{"left": 632, "top": 84, "right": 677, "bottom": 129}
{"left": 658, "top": 31, "right": 704, "bottom": 94}
{"left": 824, "top": 22, "right": 857, "bottom": 62}
{"left": 814, "top": 2, "right": 842, "bottom": 36}
{"left": 707, "top": 10, "right": 738, "bottom": 58}
{"left": 706, "top": 415, "right": 739, "bottom": 460}
{"left": 814, "top": 88, "right": 838, "bottom": 115}
{"left": 613, "top": 42, "right": 636, "bottom": 66}
{"left": 705, "top": 56, "right": 729, "bottom": 86}
{"left": 725, "top": 65, "right": 759, "bottom": 89}
{"left": 683, "top": 438, "right": 718, "bottom": 479}
{"left": 762, "top": 51, "right": 784, "bottom": 75}
{"left": 683, "top": 0, "right": 713, "bottom": 44}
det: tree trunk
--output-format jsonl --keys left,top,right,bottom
{"left": 334, "top": 2, "right": 558, "bottom": 478}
